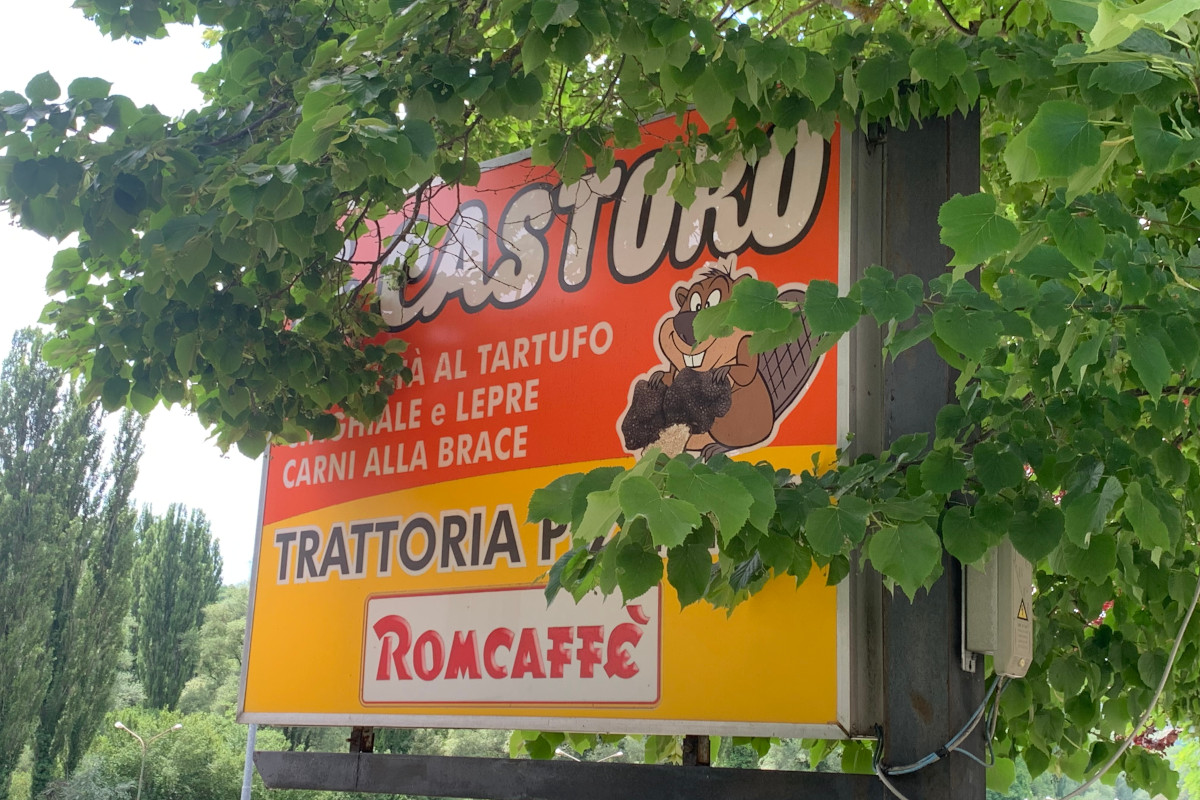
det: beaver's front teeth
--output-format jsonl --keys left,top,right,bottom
{"left": 684, "top": 351, "right": 704, "bottom": 368}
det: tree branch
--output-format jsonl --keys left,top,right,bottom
{"left": 715, "top": 0, "right": 758, "bottom": 31}
{"left": 1001, "top": 0, "right": 1023, "bottom": 30}
{"left": 766, "top": 0, "right": 823, "bottom": 36}
{"left": 933, "top": 0, "right": 973, "bottom": 35}
{"left": 206, "top": 102, "right": 291, "bottom": 147}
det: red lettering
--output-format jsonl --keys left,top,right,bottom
{"left": 605, "top": 622, "right": 642, "bottom": 679}
{"left": 576, "top": 625, "right": 604, "bottom": 678}
{"left": 484, "top": 628, "right": 514, "bottom": 678}
{"left": 546, "top": 626, "right": 573, "bottom": 678}
{"left": 511, "top": 627, "right": 547, "bottom": 679}
{"left": 373, "top": 615, "right": 413, "bottom": 680}
{"left": 446, "top": 630, "right": 482, "bottom": 679}
{"left": 413, "top": 630, "right": 445, "bottom": 681}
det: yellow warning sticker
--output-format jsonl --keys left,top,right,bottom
{"left": 1017, "top": 600, "right": 1029, "bottom": 621}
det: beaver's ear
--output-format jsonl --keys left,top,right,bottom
{"left": 675, "top": 286, "right": 689, "bottom": 308}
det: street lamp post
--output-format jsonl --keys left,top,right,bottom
{"left": 114, "top": 722, "right": 182, "bottom": 800}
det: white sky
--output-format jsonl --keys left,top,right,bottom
{"left": 0, "top": 2, "right": 261, "bottom": 584}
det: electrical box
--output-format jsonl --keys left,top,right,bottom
{"left": 965, "top": 539, "right": 1033, "bottom": 678}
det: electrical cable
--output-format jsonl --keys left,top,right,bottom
{"left": 1055, "top": 567, "right": 1200, "bottom": 800}
{"left": 882, "top": 676, "right": 1004, "bottom": 776}
{"left": 872, "top": 677, "right": 1008, "bottom": 800}
{"left": 870, "top": 566, "right": 1200, "bottom": 800}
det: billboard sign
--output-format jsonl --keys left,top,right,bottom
{"left": 239, "top": 114, "right": 847, "bottom": 736}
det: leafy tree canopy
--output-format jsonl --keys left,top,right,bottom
{"left": 6, "top": 0, "right": 1200, "bottom": 795}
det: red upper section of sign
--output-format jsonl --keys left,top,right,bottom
{"left": 262, "top": 115, "right": 841, "bottom": 525}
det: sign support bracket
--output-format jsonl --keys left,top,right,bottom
{"left": 254, "top": 751, "right": 892, "bottom": 799}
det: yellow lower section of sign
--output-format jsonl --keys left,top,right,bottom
{"left": 242, "top": 446, "right": 839, "bottom": 733}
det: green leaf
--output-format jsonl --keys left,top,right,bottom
{"left": 552, "top": 26, "right": 592, "bottom": 66}
{"left": 616, "top": 543, "right": 664, "bottom": 600}
{"left": 619, "top": 475, "right": 701, "bottom": 549}
{"left": 1057, "top": 533, "right": 1118, "bottom": 584}
{"left": 172, "top": 237, "right": 213, "bottom": 283}
{"left": 1090, "top": 0, "right": 1200, "bottom": 50}
{"left": 25, "top": 72, "right": 61, "bottom": 104}
{"left": 694, "top": 69, "right": 734, "bottom": 127}
{"left": 612, "top": 116, "right": 641, "bottom": 148}
{"left": 1011, "top": 245, "right": 1075, "bottom": 279}
{"left": 666, "top": 541, "right": 713, "bottom": 607}
{"left": 1137, "top": 651, "right": 1167, "bottom": 693}
{"left": 230, "top": 46, "right": 265, "bottom": 87}
{"left": 1004, "top": 126, "right": 1040, "bottom": 183}
{"left": 987, "top": 758, "right": 1017, "bottom": 793}
{"left": 932, "top": 305, "right": 1003, "bottom": 361}
{"left": 1010, "top": 505, "right": 1064, "bottom": 562}
{"left": 508, "top": 72, "right": 544, "bottom": 104}
{"left": 938, "top": 193, "right": 1018, "bottom": 266}
{"left": 910, "top": 40, "right": 967, "bottom": 89}
{"left": 805, "top": 503, "right": 867, "bottom": 556}
{"left": 531, "top": 0, "right": 578, "bottom": 28}
{"left": 664, "top": 460, "right": 753, "bottom": 544}
{"left": 1127, "top": 331, "right": 1171, "bottom": 399}
{"left": 803, "top": 279, "right": 862, "bottom": 338}
{"left": 1126, "top": 0, "right": 1200, "bottom": 28}
{"left": 973, "top": 442, "right": 1025, "bottom": 494}
{"left": 292, "top": 119, "right": 337, "bottom": 163}
{"left": 941, "top": 506, "right": 988, "bottom": 565}
{"left": 1131, "top": 106, "right": 1181, "bottom": 174}
{"left": 100, "top": 375, "right": 130, "bottom": 411}
{"left": 857, "top": 52, "right": 906, "bottom": 104}
{"left": 528, "top": 472, "right": 583, "bottom": 525}
{"left": 1025, "top": 101, "right": 1103, "bottom": 177}
{"left": 273, "top": 185, "right": 305, "bottom": 221}
{"left": 888, "top": 315, "right": 934, "bottom": 356}
{"left": 858, "top": 273, "right": 917, "bottom": 325}
{"left": 67, "top": 77, "right": 112, "bottom": 100}
{"left": 867, "top": 521, "right": 942, "bottom": 598}
{"left": 1049, "top": 0, "right": 1099, "bottom": 28}
{"left": 798, "top": 51, "right": 836, "bottom": 105}
{"left": 570, "top": 467, "right": 625, "bottom": 530}
{"left": 1124, "top": 481, "right": 1170, "bottom": 549}
{"left": 1088, "top": 60, "right": 1162, "bottom": 94}
{"left": 174, "top": 332, "right": 200, "bottom": 374}
{"left": 576, "top": 486, "right": 622, "bottom": 542}
{"left": 1047, "top": 208, "right": 1105, "bottom": 270}
{"left": 921, "top": 447, "right": 968, "bottom": 494}
{"left": 403, "top": 119, "right": 437, "bottom": 159}
{"left": 723, "top": 278, "right": 793, "bottom": 331}
{"left": 1064, "top": 477, "right": 1124, "bottom": 545}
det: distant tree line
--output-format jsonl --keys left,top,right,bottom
{"left": 0, "top": 329, "right": 222, "bottom": 800}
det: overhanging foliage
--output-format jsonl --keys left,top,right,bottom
{"left": 3, "top": 0, "right": 1200, "bottom": 794}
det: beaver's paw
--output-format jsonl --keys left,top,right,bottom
{"left": 663, "top": 368, "right": 733, "bottom": 434}
{"left": 621, "top": 378, "right": 669, "bottom": 451}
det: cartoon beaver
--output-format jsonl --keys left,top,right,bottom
{"left": 620, "top": 256, "right": 821, "bottom": 460}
